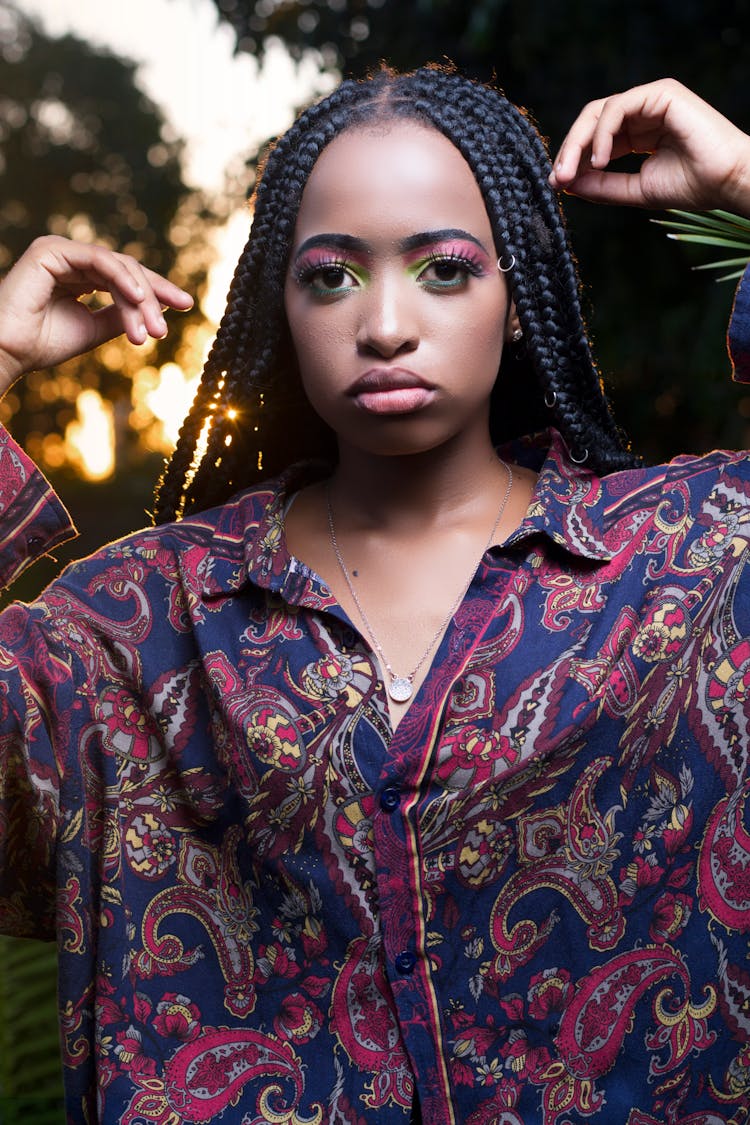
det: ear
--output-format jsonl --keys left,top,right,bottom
{"left": 504, "top": 302, "right": 521, "bottom": 344}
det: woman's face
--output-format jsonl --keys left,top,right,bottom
{"left": 284, "top": 120, "right": 514, "bottom": 459}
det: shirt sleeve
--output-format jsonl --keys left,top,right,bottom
{"left": 0, "top": 427, "right": 77, "bottom": 938}
{"left": 0, "top": 426, "right": 76, "bottom": 589}
{"left": 728, "top": 264, "right": 750, "bottom": 384}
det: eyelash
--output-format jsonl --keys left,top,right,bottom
{"left": 419, "top": 250, "right": 485, "bottom": 289}
{"left": 294, "top": 249, "right": 486, "bottom": 297}
{"left": 295, "top": 257, "right": 357, "bottom": 296}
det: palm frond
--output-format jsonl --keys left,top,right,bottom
{"left": 653, "top": 209, "right": 750, "bottom": 281}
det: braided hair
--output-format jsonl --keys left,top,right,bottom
{"left": 153, "top": 64, "right": 636, "bottom": 524}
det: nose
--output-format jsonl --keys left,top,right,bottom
{"left": 356, "top": 272, "right": 419, "bottom": 358}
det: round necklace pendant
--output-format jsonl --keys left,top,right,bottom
{"left": 388, "top": 676, "right": 413, "bottom": 703}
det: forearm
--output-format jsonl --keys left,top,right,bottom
{"left": 0, "top": 427, "right": 75, "bottom": 589}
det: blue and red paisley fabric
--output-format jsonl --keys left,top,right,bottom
{"left": 1, "top": 289, "right": 750, "bottom": 1123}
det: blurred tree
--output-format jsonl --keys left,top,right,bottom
{"left": 0, "top": 3, "right": 215, "bottom": 472}
{"left": 0, "top": 6, "right": 184, "bottom": 266}
{"left": 207, "top": 0, "right": 750, "bottom": 461}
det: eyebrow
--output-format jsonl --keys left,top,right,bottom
{"left": 293, "top": 228, "right": 489, "bottom": 262}
{"left": 400, "top": 229, "right": 489, "bottom": 254}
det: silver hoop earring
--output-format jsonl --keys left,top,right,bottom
{"left": 511, "top": 327, "right": 523, "bottom": 344}
{"left": 497, "top": 254, "right": 516, "bottom": 273}
{"left": 544, "top": 389, "right": 557, "bottom": 408}
{"left": 570, "top": 447, "right": 589, "bottom": 465}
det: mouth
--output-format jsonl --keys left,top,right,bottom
{"left": 349, "top": 367, "right": 433, "bottom": 394}
{"left": 348, "top": 367, "right": 435, "bottom": 415}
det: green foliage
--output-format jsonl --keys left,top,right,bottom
{"left": 0, "top": 936, "right": 63, "bottom": 1123}
{"left": 654, "top": 209, "right": 750, "bottom": 281}
{"left": 209, "top": 0, "right": 750, "bottom": 461}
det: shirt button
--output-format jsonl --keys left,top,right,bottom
{"left": 26, "top": 535, "right": 44, "bottom": 552}
{"left": 394, "top": 950, "right": 417, "bottom": 975}
{"left": 380, "top": 786, "right": 401, "bottom": 812}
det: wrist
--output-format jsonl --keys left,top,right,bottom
{"left": 0, "top": 349, "right": 23, "bottom": 398}
{"left": 719, "top": 135, "right": 750, "bottom": 218}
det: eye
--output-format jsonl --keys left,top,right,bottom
{"left": 296, "top": 258, "right": 360, "bottom": 297}
{"left": 418, "top": 252, "right": 484, "bottom": 291}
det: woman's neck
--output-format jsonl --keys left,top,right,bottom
{"left": 329, "top": 432, "right": 507, "bottom": 533}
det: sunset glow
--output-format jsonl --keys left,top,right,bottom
{"left": 64, "top": 389, "right": 115, "bottom": 481}
{"left": 131, "top": 362, "right": 202, "bottom": 453}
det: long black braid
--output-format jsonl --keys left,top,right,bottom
{"left": 153, "top": 65, "right": 637, "bottom": 525}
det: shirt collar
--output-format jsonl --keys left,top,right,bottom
{"left": 199, "top": 462, "right": 335, "bottom": 602}
{"left": 198, "top": 429, "right": 614, "bottom": 601}
{"left": 499, "top": 429, "right": 613, "bottom": 562}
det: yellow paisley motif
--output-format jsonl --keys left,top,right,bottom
{"left": 257, "top": 1085, "right": 324, "bottom": 1125}
{"left": 652, "top": 983, "right": 717, "bottom": 1028}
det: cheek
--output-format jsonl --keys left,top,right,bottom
{"left": 293, "top": 320, "right": 352, "bottom": 389}
{"left": 479, "top": 315, "right": 506, "bottom": 358}
{"left": 285, "top": 290, "right": 352, "bottom": 384}
{"left": 454, "top": 300, "right": 506, "bottom": 380}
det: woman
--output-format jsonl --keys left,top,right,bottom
{"left": 1, "top": 69, "right": 750, "bottom": 1123}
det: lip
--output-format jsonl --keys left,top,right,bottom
{"left": 348, "top": 367, "right": 434, "bottom": 395}
{"left": 348, "top": 368, "right": 436, "bottom": 416}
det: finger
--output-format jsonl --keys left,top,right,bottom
{"left": 41, "top": 240, "right": 193, "bottom": 324}
{"left": 68, "top": 255, "right": 191, "bottom": 344}
{"left": 141, "top": 267, "right": 194, "bottom": 311}
{"left": 40, "top": 296, "right": 170, "bottom": 363}
{"left": 91, "top": 303, "right": 152, "bottom": 349}
{"left": 102, "top": 287, "right": 181, "bottom": 346}
{"left": 108, "top": 265, "right": 166, "bottom": 343}
{"left": 40, "top": 240, "right": 148, "bottom": 307}
{"left": 551, "top": 83, "right": 679, "bottom": 189}
{"left": 585, "top": 91, "right": 669, "bottom": 174}
{"left": 550, "top": 98, "right": 608, "bottom": 186}
{"left": 106, "top": 259, "right": 193, "bottom": 342}
{"left": 556, "top": 168, "right": 651, "bottom": 208}
{"left": 551, "top": 101, "right": 646, "bottom": 188}
{"left": 105, "top": 290, "right": 151, "bottom": 345}
{"left": 127, "top": 265, "right": 193, "bottom": 341}
{"left": 60, "top": 300, "right": 166, "bottom": 354}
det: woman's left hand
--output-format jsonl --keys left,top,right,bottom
{"left": 550, "top": 78, "right": 750, "bottom": 216}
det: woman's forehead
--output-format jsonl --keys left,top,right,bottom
{"left": 292, "top": 121, "right": 494, "bottom": 244}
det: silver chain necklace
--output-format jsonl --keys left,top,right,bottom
{"left": 325, "top": 462, "right": 514, "bottom": 703}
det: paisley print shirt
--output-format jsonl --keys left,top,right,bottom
{"left": 2, "top": 277, "right": 750, "bottom": 1124}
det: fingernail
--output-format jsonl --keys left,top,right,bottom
{"left": 134, "top": 284, "right": 145, "bottom": 299}
{"left": 156, "top": 316, "right": 167, "bottom": 336}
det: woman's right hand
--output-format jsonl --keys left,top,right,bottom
{"left": 0, "top": 236, "right": 194, "bottom": 396}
